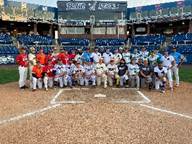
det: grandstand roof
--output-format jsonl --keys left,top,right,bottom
{"left": 12, "top": 0, "right": 184, "bottom": 8}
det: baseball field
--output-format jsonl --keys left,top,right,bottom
{"left": 0, "top": 65, "right": 192, "bottom": 143}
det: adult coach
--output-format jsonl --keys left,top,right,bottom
{"left": 171, "top": 46, "right": 185, "bottom": 87}
{"left": 16, "top": 48, "right": 29, "bottom": 89}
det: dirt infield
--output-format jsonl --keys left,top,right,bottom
{"left": 0, "top": 82, "right": 192, "bottom": 143}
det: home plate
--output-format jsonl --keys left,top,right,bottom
{"left": 94, "top": 94, "right": 106, "bottom": 98}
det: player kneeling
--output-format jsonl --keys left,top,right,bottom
{"left": 84, "top": 61, "right": 96, "bottom": 86}
{"left": 32, "top": 61, "right": 46, "bottom": 91}
{"left": 54, "top": 59, "right": 66, "bottom": 88}
{"left": 116, "top": 59, "right": 128, "bottom": 87}
{"left": 154, "top": 61, "right": 167, "bottom": 93}
{"left": 95, "top": 58, "right": 108, "bottom": 88}
{"left": 128, "top": 58, "right": 140, "bottom": 89}
{"left": 73, "top": 62, "right": 85, "bottom": 86}
{"left": 107, "top": 59, "right": 118, "bottom": 87}
{"left": 140, "top": 59, "right": 153, "bottom": 90}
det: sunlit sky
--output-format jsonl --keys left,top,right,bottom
{"left": 13, "top": 0, "right": 182, "bottom": 8}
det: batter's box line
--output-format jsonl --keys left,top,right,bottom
{"left": 112, "top": 91, "right": 151, "bottom": 104}
{"left": 50, "top": 88, "right": 87, "bottom": 105}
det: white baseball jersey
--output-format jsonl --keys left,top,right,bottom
{"left": 74, "top": 54, "right": 82, "bottom": 63}
{"left": 140, "top": 51, "right": 149, "bottom": 60}
{"left": 148, "top": 55, "right": 158, "bottom": 66}
{"left": 131, "top": 53, "right": 140, "bottom": 62}
{"left": 84, "top": 64, "right": 95, "bottom": 76}
{"left": 103, "top": 52, "right": 114, "bottom": 64}
{"left": 122, "top": 52, "right": 131, "bottom": 64}
{"left": 154, "top": 66, "right": 167, "bottom": 77}
{"left": 95, "top": 63, "right": 107, "bottom": 75}
{"left": 162, "top": 55, "right": 175, "bottom": 68}
{"left": 28, "top": 53, "right": 36, "bottom": 66}
{"left": 107, "top": 64, "right": 118, "bottom": 76}
{"left": 65, "top": 64, "right": 75, "bottom": 75}
{"left": 91, "top": 52, "right": 102, "bottom": 63}
{"left": 54, "top": 64, "right": 66, "bottom": 75}
{"left": 73, "top": 65, "right": 85, "bottom": 75}
{"left": 113, "top": 53, "right": 122, "bottom": 64}
{"left": 128, "top": 64, "right": 140, "bottom": 75}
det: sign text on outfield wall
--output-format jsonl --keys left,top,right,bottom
{"left": 57, "top": 1, "right": 127, "bottom": 12}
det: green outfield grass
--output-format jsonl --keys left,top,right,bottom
{"left": 0, "top": 66, "right": 19, "bottom": 84}
{"left": 0, "top": 65, "right": 191, "bottom": 84}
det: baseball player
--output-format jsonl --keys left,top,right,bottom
{"left": 139, "top": 47, "right": 149, "bottom": 61}
{"left": 36, "top": 48, "right": 46, "bottom": 65}
{"left": 90, "top": 48, "right": 102, "bottom": 63}
{"left": 117, "top": 59, "right": 128, "bottom": 87}
{"left": 74, "top": 48, "right": 83, "bottom": 64}
{"left": 73, "top": 62, "right": 85, "bottom": 86}
{"left": 148, "top": 50, "right": 159, "bottom": 67}
{"left": 95, "top": 58, "right": 108, "bottom": 88}
{"left": 28, "top": 47, "right": 36, "bottom": 88}
{"left": 103, "top": 48, "right": 114, "bottom": 65}
{"left": 64, "top": 59, "right": 76, "bottom": 87}
{"left": 131, "top": 48, "right": 140, "bottom": 63}
{"left": 140, "top": 59, "right": 153, "bottom": 90}
{"left": 58, "top": 49, "right": 69, "bottom": 65}
{"left": 43, "top": 59, "right": 55, "bottom": 90}
{"left": 128, "top": 58, "right": 140, "bottom": 89}
{"left": 162, "top": 50, "right": 175, "bottom": 89}
{"left": 113, "top": 49, "right": 122, "bottom": 64}
{"left": 84, "top": 61, "right": 96, "bottom": 86}
{"left": 107, "top": 59, "right": 118, "bottom": 87}
{"left": 16, "top": 48, "right": 29, "bottom": 89}
{"left": 32, "top": 61, "right": 44, "bottom": 91}
{"left": 122, "top": 48, "right": 131, "bottom": 65}
{"left": 54, "top": 59, "right": 66, "bottom": 88}
{"left": 81, "top": 48, "right": 91, "bottom": 63}
{"left": 171, "top": 46, "right": 185, "bottom": 87}
{"left": 154, "top": 61, "right": 167, "bottom": 93}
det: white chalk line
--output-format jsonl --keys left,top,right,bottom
{"left": 112, "top": 90, "right": 151, "bottom": 104}
{"left": 140, "top": 104, "right": 192, "bottom": 120}
{"left": 137, "top": 91, "right": 151, "bottom": 103}
{"left": 0, "top": 89, "right": 65, "bottom": 125}
{"left": 0, "top": 104, "right": 61, "bottom": 125}
{"left": 50, "top": 89, "right": 64, "bottom": 104}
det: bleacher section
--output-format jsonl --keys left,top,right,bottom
{"left": 0, "top": 46, "right": 18, "bottom": 64}
{"left": 172, "top": 33, "right": 192, "bottom": 45}
{"left": 132, "top": 34, "right": 165, "bottom": 46}
{"left": 17, "top": 35, "right": 53, "bottom": 45}
{"left": 0, "top": 34, "right": 13, "bottom": 44}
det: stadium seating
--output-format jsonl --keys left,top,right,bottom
{"left": 0, "top": 33, "right": 13, "bottom": 44}
{"left": 17, "top": 34, "right": 53, "bottom": 45}
{"left": 132, "top": 34, "right": 165, "bottom": 46}
{"left": 60, "top": 38, "right": 89, "bottom": 46}
{"left": 172, "top": 33, "right": 192, "bottom": 45}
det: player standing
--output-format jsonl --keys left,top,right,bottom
{"left": 171, "top": 46, "right": 185, "bottom": 87}
{"left": 16, "top": 48, "right": 29, "bottom": 89}
{"left": 162, "top": 50, "right": 175, "bottom": 89}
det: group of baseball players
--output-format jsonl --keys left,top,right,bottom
{"left": 16, "top": 46, "right": 184, "bottom": 93}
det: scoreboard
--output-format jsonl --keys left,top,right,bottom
{"left": 57, "top": 1, "right": 127, "bottom": 21}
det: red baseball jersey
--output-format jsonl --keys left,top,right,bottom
{"left": 16, "top": 54, "right": 28, "bottom": 67}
